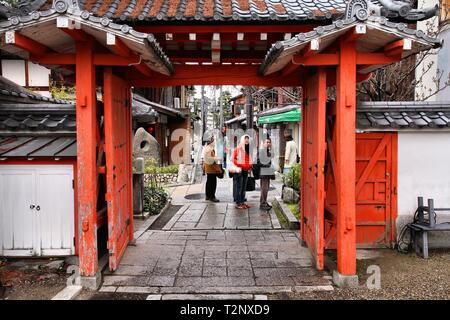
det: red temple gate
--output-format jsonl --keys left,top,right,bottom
{"left": 0, "top": 0, "right": 439, "bottom": 288}
{"left": 103, "top": 69, "right": 133, "bottom": 271}
{"left": 301, "top": 69, "right": 327, "bottom": 270}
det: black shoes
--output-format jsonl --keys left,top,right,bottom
{"left": 259, "top": 203, "right": 272, "bottom": 210}
{"left": 207, "top": 198, "right": 220, "bottom": 202}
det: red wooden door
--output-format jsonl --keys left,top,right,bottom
{"left": 301, "top": 70, "right": 326, "bottom": 270}
{"left": 324, "top": 131, "right": 397, "bottom": 248}
{"left": 355, "top": 133, "right": 397, "bottom": 247}
{"left": 103, "top": 69, "right": 133, "bottom": 270}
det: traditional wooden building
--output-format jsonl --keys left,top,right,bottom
{"left": 0, "top": 77, "right": 78, "bottom": 258}
{"left": 0, "top": 0, "right": 441, "bottom": 288}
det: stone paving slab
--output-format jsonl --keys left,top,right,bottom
{"left": 100, "top": 229, "right": 332, "bottom": 295}
{"left": 165, "top": 202, "right": 277, "bottom": 231}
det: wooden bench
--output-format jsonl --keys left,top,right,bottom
{"left": 410, "top": 197, "right": 450, "bottom": 259}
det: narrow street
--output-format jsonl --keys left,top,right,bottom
{"left": 81, "top": 177, "right": 332, "bottom": 299}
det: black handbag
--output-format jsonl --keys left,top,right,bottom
{"left": 216, "top": 167, "right": 224, "bottom": 179}
{"left": 252, "top": 164, "right": 260, "bottom": 180}
{"left": 246, "top": 175, "right": 256, "bottom": 191}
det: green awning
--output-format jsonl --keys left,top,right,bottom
{"left": 257, "top": 108, "right": 301, "bottom": 125}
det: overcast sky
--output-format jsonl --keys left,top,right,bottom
{"left": 194, "top": 85, "right": 242, "bottom": 100}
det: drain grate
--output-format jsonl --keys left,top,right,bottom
{"left": 184, "top": 193, "right": 204, "bottom": 200}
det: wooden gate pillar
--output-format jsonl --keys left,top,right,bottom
{"left": 76, "top": 40, "right": 100, "bottom": 289}
{"left": 334, "top": 38, "right": 358, "bottom": 286}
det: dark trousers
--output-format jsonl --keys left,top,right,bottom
{"left": 206, "top": 174, "right": 217, "bottom": 199}
{"left": 260, "top": 178, "right": 270, "bottom": 205}
{"left": 233, "top": 171, "right": 248, "bottom": 204}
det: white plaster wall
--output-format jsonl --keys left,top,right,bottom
{"left": 1, "top": 60, "right": 26, "bottom": 86}
{"left": 414, "top": 0, "right": 439, "bottom": 101}
{"left": 437, "top": 25, "right": 450, "bottom": 101}
{"left": 397, "top": 132, "right": 450, "bottom": 246}
{"left": 28, "top": 62, "right": 50, "bottom": 87}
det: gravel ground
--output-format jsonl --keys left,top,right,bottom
{"left": 76, "top": 291, "right": 147, "bottom": 300}
{"left": 270, "top": 248, "right": 450, "bottom": 300}
{"left": 0, "top": 258, "right": 68, "bottom": 300}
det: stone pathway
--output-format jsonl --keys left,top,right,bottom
{"left": 100, "top": 229, "right": 332, "bottom": 296}
{"left": 169, "top": 175, "right": 283, "bottom": 204}
{"left": 163, "top": 203, "right": 281, "bottom": 231}
{"left": 97, "top": 177, "right": 333, "bottom": 298}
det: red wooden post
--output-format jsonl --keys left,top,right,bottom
{"left": 127, "top": 87, "right": 134, "bottom": 241}
{"left": 335, "top": 38, "right": 357, "bottom": 282}
{"left": 300, "top": 85, "right": 307, "bottom": 242}
{"left": 76, "top": 40, "right": 99, "bottom": 286}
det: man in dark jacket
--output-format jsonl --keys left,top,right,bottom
{"left": 258, "top": 137, "right": 275, "bottom": 210}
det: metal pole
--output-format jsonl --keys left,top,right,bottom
{"left": 246, "top": 87, "right": 253, "bottom": 132}
{"left": 219, "top": 86, "right": 223, "bottom": 129}
{"left": 418, "top": 196, "right": 424, "bottom": 224}
{"left": 428, "top": 198, "right": 435, "bottom": 227}
{"left": 201, "top": 85, "right": 205, "bottom": 139}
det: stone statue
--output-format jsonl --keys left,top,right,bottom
{"left": 132, "top": 127, "right": 160, "bottom": 167}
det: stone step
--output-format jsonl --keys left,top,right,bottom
{"left": 99, "top": 284, "right": 333, "bottom": 295}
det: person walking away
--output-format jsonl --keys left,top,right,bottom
{"left": 222, "top": 127, "right": 228, "bottom": 169}
{"left": 232, "top": 134, "right": 252, "bottom": 209}
{"left": 283, "top": 129, "right": 298, "bottom": 174}
{"left": 258, "top": 137, "right": 275, "bottom": 210}
{"left": 203, "top": 135, "right": 221, "bottom": 202}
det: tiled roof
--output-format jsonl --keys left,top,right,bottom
{"left": 133, "top": 93, "right": 187, "bottom": 119}
{"left": 356, "top": 101, "right": 450, "bottom": 130}
{"left": 0, "top": 75, "right": 73, "bottom": 105}
{"left": 0, "top": 104, "right": 77, "bottom": 133}
{"left": 259, "top": 15, "right": 442, "bottom": 75}
{"left": 0, "top": 0, "right": 439, "bottom": 23}
{"left": 0, "top": 3, "right": 174, "bottom": 76}
{"left": 0, "top": 102, "right": 77, "bottom": 157}
{"left": 0, "top": 136, "right": 77, "bottom": 157}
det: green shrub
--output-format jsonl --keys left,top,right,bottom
{"left": 144, "top": 159, "right": 179, "bottom": 174}
{"left": 283, "top": 163, "right": 301, "bottom": 192}
{"left": 143, "top": 185, "right": 169, "bottom": 215}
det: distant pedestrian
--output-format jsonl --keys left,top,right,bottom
{"left": 258, "top": 137, "right": 275, "bottom": 210}
{"left": 232, "top": 134, "right": 253, "bottom": 209}
{"left": 283, "top": 129, "right": 298, "bottom": 174}
{"left": 222, "top": 127, "right": 228, "bottom": 169}
{"left": 203, "top": 135, "right": 221, "bottom": 202}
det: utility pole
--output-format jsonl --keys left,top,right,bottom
{"left": 201, "top": 85, "right": 205, "bottom": 140}
{"left": 246, "top": 87, "right": 253, "bottom": 132}
{"left": 219, "top": 86, "right": 223, "bottom": 129}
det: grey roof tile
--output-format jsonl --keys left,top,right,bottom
{"left": 356, "top": 101, "right": 450, "bottom": 130}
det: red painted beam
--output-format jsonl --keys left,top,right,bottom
{"left": 93, "top": 54, "right": 140, "bottom": 66}
{"left": 356, "top": 53, "right": 400, "bottom": 65}
{"left": 8, "top": 31, "right": 49, "bottom": 56}
{"left": 155, "top": 32, "right": 285, "bottom": 44}
{"left": 128, "top": 65, "right": 305, "bottom": 87}
{"left": 283, "top": 41, "right": 320, "bottom": 76}
{"left": 134, "top": 63, "right": 154, "bottom": 77}
{"left": 30, "top": 53, "right": 76, "bottom": 65}
{"left": 287, "top": 53, "right": 400, "bottom": 68}
{"left": 107, "top": 36, "right": 155, "bottom": 76}
{"left": 166, "top": 49, "right": 266, "bottom": 63}
{"left": 292, "top": 53, "right": 339, "bottom": 66}
{"left": 29, "top": 54, "right": 143, "bottom": 66}
{"left": 384, "top": 39, "right": 405, "bottom": 52}
{"left": 60, "top": 28, "right": 89, "bottom": 42}
{"left": 343, "top": 25, "right": 366, "bottom": 43}
{"left": 107, "top": 36, "right": 132, "bottom": 57}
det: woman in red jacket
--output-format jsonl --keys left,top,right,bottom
{"left": 232, "top": 134, "right": 253, "bottom": 209}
